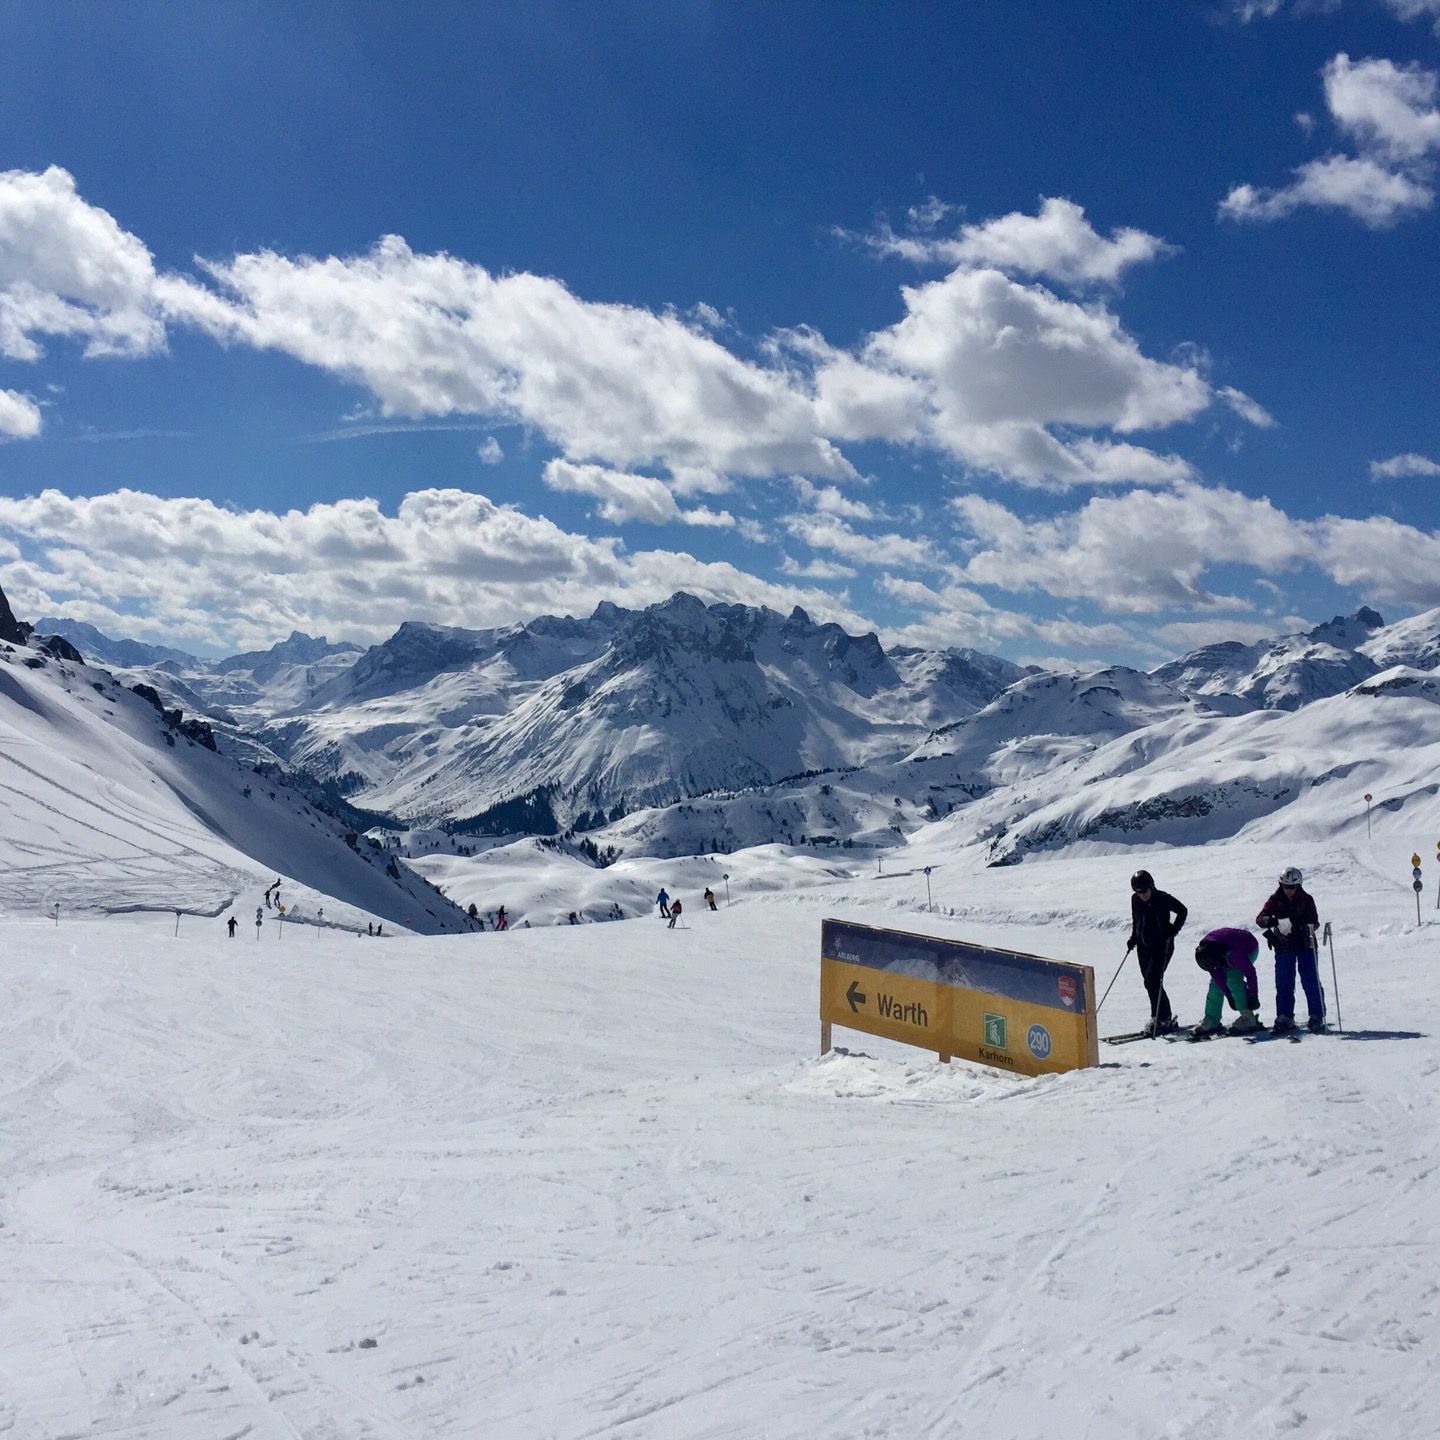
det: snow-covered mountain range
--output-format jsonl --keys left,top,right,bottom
{"left": 48, "top": 594, "right": 1029, "bottom": 831}
{"left": 11, "top": 585, "right": 1440, "bottom": 928}
{"left": 34, "top": 616, "right": 362, "bottom": 725}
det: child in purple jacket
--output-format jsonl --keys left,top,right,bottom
{"left": 1191, "top": 927, "right": 1263, "bottom": 1038}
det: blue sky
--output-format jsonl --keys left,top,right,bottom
{"left": 2, "top": 0, "right": 1440, "bottom": 663}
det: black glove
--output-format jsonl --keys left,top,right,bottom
{"left": 1125, "top": 936, "right": 1135, "bottom": 953}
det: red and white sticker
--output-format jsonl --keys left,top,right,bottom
{"left": 1057, "top": 975, "right": 1077, "bottom": 1008}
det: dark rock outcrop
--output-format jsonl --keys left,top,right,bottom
{"left": 128, "top": 680, "right": 217, "bottom": 749}
{"left": 37, "top": 634, "right": 85, "bottom": 664}
{"left": 0, "top": 582, "right": 31, "bottom": 646}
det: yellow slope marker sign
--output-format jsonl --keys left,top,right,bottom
{"left": 820, "top": 917, "right": 1098, "bottom": 1077}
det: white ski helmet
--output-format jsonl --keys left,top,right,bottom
{"left": 1279, "top": 866, "right": 1303, "bottom": 886}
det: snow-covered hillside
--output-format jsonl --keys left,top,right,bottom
{"left": 3, "top": 834, "right": 1435, "bottom": 1439}
{"left": 964, "top": 663, "right": 1440, "bottom": 866}
{"left": 0, "top": 635, "right": 473, "bottom": 934}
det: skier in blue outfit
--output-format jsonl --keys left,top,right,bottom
{"left": 656, "top": 888, "right": 671, "bottom": 919}
{"left": 1257, "top": 866, "right": 1324, "bottom": 1034}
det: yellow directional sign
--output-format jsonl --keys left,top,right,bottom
{"left": 819, "top": 918, "right": 1097, "bottom": 1077}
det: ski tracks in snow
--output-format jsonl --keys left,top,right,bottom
{"left": 0, "top": 747, "right": 240, "bottom": 912}
{"left": 3, "top": 901, "right": 1438, "bottom": 1438}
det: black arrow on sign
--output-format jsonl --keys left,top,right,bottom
{"left": 846, "top": 979, "right": 867, "bottom": 1013}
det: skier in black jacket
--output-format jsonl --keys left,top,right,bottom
{"left": 1126, "top": 869, "right": 1187, "bottom": 1034}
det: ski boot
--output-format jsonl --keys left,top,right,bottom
{"left": 1229, "top": 1010, "right": 1262, "bottom": 1036}
{"left": 1307, "top": 1015, "right": 1327, "bottom": 1034}
{"left": 1271, "top": 1015, "right": 1297, "bottom": 1035}
{"left": 1189, "top": 1019, "right": 1223, "bottom": 1041}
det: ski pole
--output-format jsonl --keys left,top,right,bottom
{"left": 1323, "top": 922, "right": 1342, "bottom": 1032}
{"left": 1096, "top": 949, "right": 1131, "bottom": 1012}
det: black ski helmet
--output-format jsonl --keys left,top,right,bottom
{"left": 1195, "top": 938, "right": 1225, "bottom": 971}
{"left": 1131, "top": 869, "right": 1154, "bottom": 892}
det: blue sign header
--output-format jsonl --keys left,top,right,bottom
{"left": 821, "top": 918, "right": 1087, "bottom": 1015}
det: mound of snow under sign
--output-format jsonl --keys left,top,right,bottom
{"left": 2, "top": 829, "right": 1437, "bottom": 1438}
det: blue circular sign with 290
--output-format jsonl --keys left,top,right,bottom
{"left": 1027, "top": 1024, "right": 1053, "bottom": 1060}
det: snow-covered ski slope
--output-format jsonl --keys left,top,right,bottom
{"left": 2, "top": 836, "right": 1436, "bottom": 1438}
{"left": 0, "top": 644, "right": 472, "bottom": 933}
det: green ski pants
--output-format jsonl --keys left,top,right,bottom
{"left": 1203, "top": 969, "right": 1251, "bottom": 1026}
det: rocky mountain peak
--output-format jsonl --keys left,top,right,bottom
{"left": 1307, "top": 606, "right": 1385, "bottom": 647}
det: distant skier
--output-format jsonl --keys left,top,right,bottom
{"left": 1257, "top": 866, "right": 1324, "bottom": 1033}
{"left": 375, "top": 923, "right": 384, "bottom": 937}
{"left": 656, "top": 888, "right": 671, "bottom": 919}
{"left": 495, "top": 905, "right": 509, "bottom": 931}
{"left": 667, "top": 898, "right": 683, "bottom": 930}
{"left": 703, "top": 886, "right": 717, "bottom": 911}
{"left": 1190, "top": 928, "right": 1262, "bottom": 1038}
{"left": 1126, "top": 869, "right": 1187, "bottom": 1036}
{"left": 226, "top": 915, "right": 237, "bottom": 938}
{"left": 367, "top": 921, "right": 374, "bottom": 936}
{"left": 568, "top": 911, "right": 580, "bottom": 925}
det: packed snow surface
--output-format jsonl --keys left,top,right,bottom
{"left": 2, "top": 836, "right": 1436, "bottom": 1438}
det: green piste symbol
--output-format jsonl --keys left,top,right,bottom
{"left": 983, "top": 1013, "right": 1008, "bottom": 1049}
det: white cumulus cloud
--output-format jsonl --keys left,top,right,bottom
{"left": 945, "top": 481, "right": 1440, "bottom": 615}
{"left": 0, "top": 487, "right": 870, "bottom": 652}
{"left": 1221, "top": 54, "right": 1440, "bottom": 227}
{"left": 543, "top": 460, "right": 683, "bottom": 525}
{"left": 0, "top": 168, "right": 1256, "bottom": 492}
{"left": 1234, "top": 1, "right": 1440, "bottom": 30}
{"left": 157, "top": 236, "right": 855, "bottom": 488}
{"left": 782, "top": 512, "right": 943, "bottom": 573}
{"left": 1370, "top": 451, "right": 1440, "bottom": 477}
{"left": 0, "top": 387, "right": 42, "bottom": 439}
{"left": 952, "top": 484, "right": 1313, "bottom": 612}
{"left": 810, "top": 267, "right": 1218, "bottom": 488}
{"left": 1315, "top": 512, "right": 1440, "bottom": 604}
{"left": 859, "top": 197, "right": 1173, "bottom": 287}
{"left": 0, "top": 165, "right": 164, "bottom": 360}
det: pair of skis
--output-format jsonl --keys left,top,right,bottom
{"left": 1103, "top": 1023, "right": 1329, "bottom": 1045}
